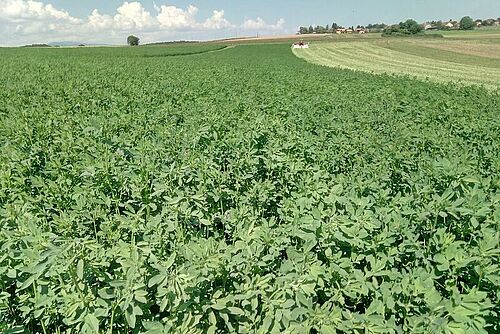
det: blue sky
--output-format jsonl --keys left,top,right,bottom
{"left": 47, "top": 0, "right": 500, "bottom": 26}
{"left": 1, "top": 0, "right": 499, "bottom": 45}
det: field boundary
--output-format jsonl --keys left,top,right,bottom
{"left": 143, "top": 45, "right": 233, "bottom": 58}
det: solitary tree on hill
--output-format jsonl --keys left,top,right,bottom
{"left": 127, "top": 35, "right": 140, "bottom": 46}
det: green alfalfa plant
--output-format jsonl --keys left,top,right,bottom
{"left": 0, "top": 43, "right": 498, "bottom": 333}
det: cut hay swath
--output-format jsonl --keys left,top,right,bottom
{"left": 294, "top": 41, "right": 500, "bottom": 88}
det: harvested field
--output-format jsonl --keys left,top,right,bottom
{"left": 410, "top": 40, "right": 500, "bottom": 59}
{"left": 294, "top": 41, "right": 500, "bottom": 88}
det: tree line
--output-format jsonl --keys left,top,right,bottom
{"left": 298, "top": 23, "right": 341, "bottom": 35}
{"left": 298, "top": 23, "right": 382, "bottom": 34}
{"left": 382, "top": 17, "right": 476, "bottom": 36}
{"left": 298, "top": 16, "right": 499, "bottom": 35}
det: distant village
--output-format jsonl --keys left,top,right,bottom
{"left": 422, "top": 17, "right": 500, "bottom": 30}
{"left": 298, "top": 17, "right": 500, "bottom": 35}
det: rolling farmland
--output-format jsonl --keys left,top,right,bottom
{"left": 293, "top": 39, "right": 500, "bottom": 88}
{"left": 1, "top": 41, "right": 499, "bottom": 334}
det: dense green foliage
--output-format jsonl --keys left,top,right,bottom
{"left": 459, "top": 17, "right": 475, "bottom": 31}
{"left": 298, "top": 22, "right": 340, "bottom": 34}
{"left": 399, "top": 19, "right": 423, "bottom": 35}
{"left": 127, "top": 36, "right": 140, "bottom": 46}
{"left": 383, "top": 19, "right": 423, "bottom": 36}
{"left": 0, "top": 44, "right": 499, "bottom": 333}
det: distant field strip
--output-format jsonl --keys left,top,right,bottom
{"left": 409, "top": 40, "right": 500, "bottom": 59}
{"left": 428, "top": 28, "right": 500, "bottom": 39}
{"left": 379, "top": 41, "right": 500, "bottom": 69}
{"left": 142, "top": 45, "right": 228, "bottom": 57}
{"left": 294, "top": 42, "right": 500, "bottom": 88}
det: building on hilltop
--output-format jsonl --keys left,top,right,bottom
{"left": 444, "top": 20, "right": 458, "bottom": 29}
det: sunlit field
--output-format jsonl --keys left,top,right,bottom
{"left": 1, "top": 40, "right": 499, "bottom": 333}
{"left": 294, "top": 34, "right": 500, "bottom": 89}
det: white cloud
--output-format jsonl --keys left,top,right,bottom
{"left": 87, "top": 2, "right": 155, "bottom": 32}
{"left": 242, "top": 17, "right": 285, "bottom": 31}
{"left": 203, "top": 10, "right": 232, "bottom": 29}
{"left": 114, "top": 1, "right": 154, "bottom": 30}
{"left": 157, "top": 4, "right": 198, "bottom": 29}
{"left": 0, "top": 0, "right": 80, "bottom": 23}
{"left": 0, "top": 0, "right": 81, "bottom": 37}
{"left": 0, "top": 1, "right": 287, "bottom": 45}
{"left": 87, "top": 9, "right": 113, "bottom": 31}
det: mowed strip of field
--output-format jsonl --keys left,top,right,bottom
{"left": 411, "top": 40, "right": 500, "bottom": 59}
{"left": 379, "top": 40, "right": 500, "bottom": 69}
{"left": 427, "top": 26, "right": 500, "bottom": 39}
{"left": 294, "top": 41, "right": 500, "bottom": 89}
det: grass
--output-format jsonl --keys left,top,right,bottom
{"left": 294, "top": 38, "right": 500, "bottom": 89}
{"left": 378, "top": 40, "right": 500, "bottom": 69}
{"left": 220, "top": 27, "right": 500, "bottom": 46}
{"left": 426, "top": 26, "right": 500, "bottom": 38}
{"left": 215, "top": 32, "right": 383, "bottom": 45}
